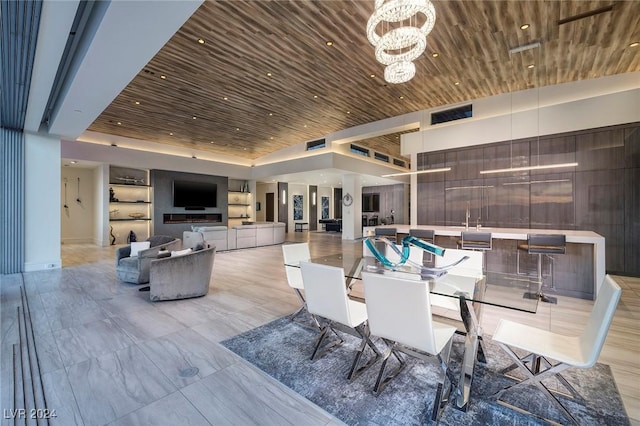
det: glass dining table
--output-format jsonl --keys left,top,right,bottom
{"left": 285, "top": 252, "right": 540, "bottom": 411}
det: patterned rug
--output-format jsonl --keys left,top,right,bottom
{"left": 221, "top": 315, "right": 630, "bottom": 426}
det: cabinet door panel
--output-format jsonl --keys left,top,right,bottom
{"left": 529, "top": 172, "right": 575, "bottom": 229}
{"left": 576, "top": 128, "right": 624, "bottom": 171}
{"left": 416, "top": 181, "right": 444, "bottom": 225}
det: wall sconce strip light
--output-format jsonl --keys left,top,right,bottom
{"left": 312, "top": 192, "right": 316, "bottom": 206}
{"left": 479, "top": 162, "right": 578, "bottom": 175}
{"left": 282, "top": 190, "right": 286, "bottom": 204}
{"left": 382, "top": 167, "right": 450, "bottom": 177}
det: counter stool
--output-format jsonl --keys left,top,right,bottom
{"left": 409, "top": 229, "right": 435, "bottom": 265}
{"left": 517, "top": 234, "right": 566, "bottom": 304}
{"left": 368, "top": 227, "right": 397, "bottom": 257}
{"left": 457, "top": 231, "right": 492, "bottom": 272}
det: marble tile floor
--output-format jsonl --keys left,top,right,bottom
{"left": 0, "top": 231, "right": 638, "bottom": 426}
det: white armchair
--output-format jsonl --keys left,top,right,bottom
{"left": 362, "top": 271, "right": 457, "bottom": 422}
{"left": 282, "top": 243, "right": 310, "bottom": 323}
{"left": 300, "top": 261, "right": 381, "bottom": 380}
{"left": 491, "top": 274, "right": 622, "bottom": 425}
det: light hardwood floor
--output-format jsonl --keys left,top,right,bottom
{"left": 1, "top": 231, "right": 638, "bottom": 425}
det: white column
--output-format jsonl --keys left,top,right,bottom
{"left": 341, "top": 174, "right": 362, "bottom": 240}
{"left": 24, "top": 133, "right": 62, "bottom": 270}
{"left": 410, "top": 152, "right": 418, "bottom": 226}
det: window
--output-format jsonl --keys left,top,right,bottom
{"left": 350, "top": 144, "right": 370, "bottom": 157}
{"left": 431, "top": 104, "right": 472, "bottom": 125}
{"left": 393, "top": 158, "right": 406, "bottom": 167}
{"left": 306, "top": 139, "right": 326, "bottom": 151}
{"left": 374, "top": 152, "right": 389, "bottom": 162}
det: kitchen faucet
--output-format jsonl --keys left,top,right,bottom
{"left": 463, "top": 202, "right": 470, "bottom": 230}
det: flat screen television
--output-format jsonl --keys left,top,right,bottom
{"left": 173, "top": 180, "right": 217, "bottom": 208}
{"left": 362, "top": 193, "right": 380, "bottom": 212}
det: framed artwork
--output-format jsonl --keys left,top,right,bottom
{"left": 293, "top": 195, "right": 304, "bottom": 220}
{"left": 321, "top": 196, "right": 329, "bottom": 219}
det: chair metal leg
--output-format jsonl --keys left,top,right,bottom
{"left": 289, "top": 288, "right": 324, "bottom": 330}
{"left": 373, "top": 342, "right": 406, "bottom": 395}
{"left": 492, "top": 343, "right": 580, "bottom": 426}
{"left": 347, "top": 324, "right": 382, "bottom": 381}
{"left": 310, "top": 324, "right": 343, "bottom": 361}
{"left": 431, "top": 336, "right": 455, "bottom": 422}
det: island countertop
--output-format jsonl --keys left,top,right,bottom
{"left": 364, "top": 225, "right": 606, "bottom": 297}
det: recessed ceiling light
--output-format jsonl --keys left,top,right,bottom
{"left": 135, "top": 101, "right": 140, "bottom": 105}
{"left": 303, "top": 124, "right": 307, "bottom": 128}
{"left": 269, "top": 113, "right": 273, "bottom": 116}
{"left": 210, "top": 141, "right": 214, "bottom": 144}
{"left": 70, "top": 160, "right": 78, "bottom": 164}
{"left": 197, "top": 38, "right": 205, "bottom": 44}
{"left": 192, "top": 116, "right": 197, "bottom": 119}
{"left": 266, "top": 72, "right": 272, "bottom": 77}
{"left": 160, "top": 75, "right": 166, "bottom": 79}
{"left": 399, "top": 96, "right": 404, "bottom": 99}
{"left": 630, "top": 42, "right": 639, "bottom": 47}
{"left": 347, "top": 111, "right": 350, "bottom": 114}
{"left": 169, "top": 132, "right": 173, "bottom": 136}
{"left": 270, "top": 137, "right": 274, "bottom": 140}
{"left": 244, "top": 147, "right": 247, "bottom": 150}
{"left": 236, "top": 128, "right": 240, "bottom": 131}
{"left": 370, "top": 74, "right": 376, "bottom": 78}
{"left": 313, "top": 95, "right": 318, "bottom": 99}
{"left": 527, "top": 64, "right": 535, "bottom": 69}
{"left": 223, "top": 96, "right": 228, "bottom": 100}
{"left": 432, "top": 52, "right": 439, "bottom": 57}
{"left": 326, "top": 41, "right": 333, "bottom": 46}
{"left": 454, "top": 81, "right": 460, "bottom": 86}
{"left": 520, "top": 24, "right": 530, "bottom": 30}
{"left": 117, "top": 121, "right": 121, "bottom": 125}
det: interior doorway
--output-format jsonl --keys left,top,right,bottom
{"left": 266, "top": 192, "right": 274, "bottom": 222}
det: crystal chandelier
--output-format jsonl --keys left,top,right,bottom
{"left": 366, "top": 0, "right": 436, "bottom": 84}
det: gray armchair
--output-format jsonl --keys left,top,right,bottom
{"left": 115, "top": 235, "right": 181, "bottom": 284}
{"left": 149, "top": 246, "right": 216, "bottom": 301}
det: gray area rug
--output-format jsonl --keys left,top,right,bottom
{"left": 221, "top": 315, "right": 630, "bottom": 425}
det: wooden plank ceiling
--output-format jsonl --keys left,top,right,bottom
{"left": 88, "top": 0, "right": 640, "bottom": 160}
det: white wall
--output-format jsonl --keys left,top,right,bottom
{"left": 25, "top": 133, "right": 61, "bottom": 271}
{"left": 61, "top": 167, "right": 96, "bottom": 244}
{"left": 402, "top": 74, "right": 640, "bottom": 156}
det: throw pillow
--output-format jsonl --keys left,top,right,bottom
{"left": 130, "top": 241, "right": 151, "bottom": 257}
{"left": 170, "top": 248, "right": 192, "bottom": 257}
{"left": 157, "top": 251, "right": 171, "bottom": 259}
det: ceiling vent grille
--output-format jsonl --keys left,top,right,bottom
{"left": 431, "top": 104, "right": 473, "bottom": 126}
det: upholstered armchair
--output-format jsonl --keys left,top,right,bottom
{"left": 115, "top": 235, "right": 181, "bottom": 284}
{"left": 149, "top": 246, "right": 216, "bottom": 301}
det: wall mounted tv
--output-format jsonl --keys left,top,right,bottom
{"left": 362, "top": 193, "right": 380, "bottom": 212}
{"left": 173, "top": 180, "right": 217, "bottom": 209}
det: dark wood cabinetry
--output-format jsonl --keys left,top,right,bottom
{"left": 416, "top": 122, "right": 639, "bottom": 276}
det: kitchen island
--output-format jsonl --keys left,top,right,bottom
{"left": 364, "top": 225, "right": 605, "bottom": 300}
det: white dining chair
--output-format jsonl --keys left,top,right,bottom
{"left": 282, "top": 243, "right": 313, "bottom": 324}
{"left": 300, "top": 261, "right": 381, "bottom": 380}
{"left": 432, "top": 248, "right": 483, "bottom": 313}
{"left": 362, "top": 271, "right": 458, "bottom": 422}
{"left": 385, "top": 243, "right": 424, "bottom": 266}
{"left": 491, "top": 274, "right": 622, "bottom": 425}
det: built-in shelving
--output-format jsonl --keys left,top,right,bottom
{"left": 228, "top": 180, "right": 252, "bottom": 227}
{"left": 109, "top": 167, "right": 151, "bottom": 244}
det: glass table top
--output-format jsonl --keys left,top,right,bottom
{"left": 286, "top": 253, "right": 540, "bottom": 313}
